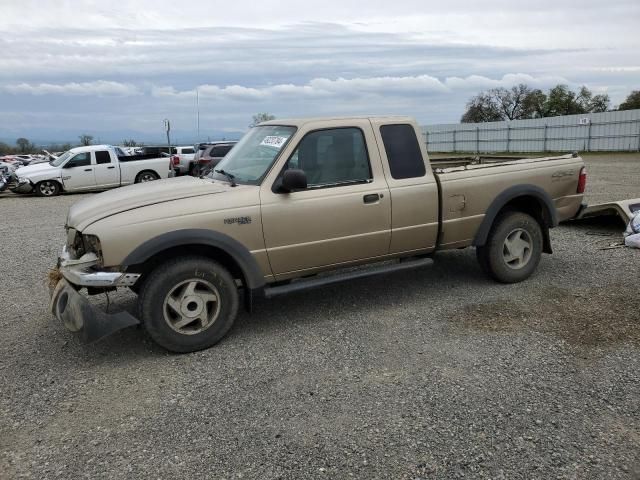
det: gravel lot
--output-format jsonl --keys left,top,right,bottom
{"left": 1, "top": 153, "right": 639, "bottom": 479}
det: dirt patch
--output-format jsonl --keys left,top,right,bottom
{"left": 453, "top": 285, "right": 640, "bottom": 349}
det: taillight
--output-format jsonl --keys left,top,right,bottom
{"left": 577, "top": 166, "right": 587, "bottom": 194}
{"left": 171, "top": 155, "right": 180, "bottom": 166}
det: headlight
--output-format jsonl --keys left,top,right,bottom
{"left": 83, "top": 234, "right": 103, "bottom": 264}
{"left": 17, "top": 177, "right": 28, "bottom": 183}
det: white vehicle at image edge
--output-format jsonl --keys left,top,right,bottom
{"left": 172, "top": 146, "right": 196, "bottom": 175}
{"left": 12, "top": 145, "right": 174, "bottom": 196}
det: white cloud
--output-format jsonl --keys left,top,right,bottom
{"left": 2, "top": 81, "right": 140, "bottom": 97}
{"left": 152, "top": 73, "right": 567, "bottom": 103}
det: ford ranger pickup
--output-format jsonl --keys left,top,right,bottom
{"left": 50, "top": 116, "right": 586, "bottom": 352}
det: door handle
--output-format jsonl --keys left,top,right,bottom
{"left": 363, "top": 193, "right": 380, "bottom": 204}
{"left": 107, "top": 166, "right": 115, "bottom": 169}
{"left": 84, "top": 168, "right": 92, "bottom": 171}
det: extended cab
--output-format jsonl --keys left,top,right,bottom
{"left": 13, "top": 145, "right": 173, "bottom": 196}
{"left": 50, "top": 116, "right": 586, "bottom": 352}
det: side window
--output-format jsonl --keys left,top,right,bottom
{"left": 286, "top": 128, "right": 371, "bottom": 187}
{"left": 182, "top": 148, "right": 195, "bottom": 154}
{"left": 212, "top": 145, "right": 233, "bottom": 157}
{"left": 95, "top": 151, "right": 111, "bottom": 164}
{"left": 65, "top": 152, "right": 91, "bottom": 168}
{"left": 380, "top": 124, "right": 426, "bottom": 179}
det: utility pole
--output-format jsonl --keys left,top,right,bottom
{"left": 196, "top": 88, "right": 200, "bottom": 141}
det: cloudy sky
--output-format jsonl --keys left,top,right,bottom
{"left": 1, "top": 0, "right": 639, "bottom": 143}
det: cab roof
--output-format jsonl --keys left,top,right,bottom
{"left": 258, "top": 115, "right": 416, "bottom": 128}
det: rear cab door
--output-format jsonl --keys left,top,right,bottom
{"left": 93, "top": 149, "right": 120, "bottom": 188}
{"left": 370, "top": 119, "right": 440, "bottom": 253}
{"left": 60, "top": 151, "right": 96, "bottom": 191}
{"left": 260, "top": 118, "right": 392, "bottom": 278}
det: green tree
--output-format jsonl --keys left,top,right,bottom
{"left": 250, "top": 113, "right": 276, "bottom": 127}
{"left": 78, "top": 134, "right": 94, "bottom": 146}
{"left": 122, "top": 139, "right": 139, "bottom": 147}
{"left": 618, "top": 90, "right": 640, "bottom": 110}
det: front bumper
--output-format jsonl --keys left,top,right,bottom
{"left": 50, "top": 278, "right": 139, "bottom": 343}
{"left": 50, "top": 246, "right": 142, "bottom": 343}
{"left": 58, "top": 245, "right": 140, "bottom": 288}
{"left": 10, "top": 177, "right": 33, "bottom": 194}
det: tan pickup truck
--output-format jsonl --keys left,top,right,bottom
{"left": 50, "top": 116, "right": 586, "bottom": 352}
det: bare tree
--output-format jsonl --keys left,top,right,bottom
{"left": 16, "top": 137, "right": 31, "bottom": 153}
{"left": 78, "top": 134, "right": 94, "bottom": 146}
{"left": 250, "top": 113, "right": 276, "bottom": 127}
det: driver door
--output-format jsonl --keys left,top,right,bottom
{"left": 61, "top": 152, "right": 96, "bottom": 191}
{"left": 260, "top": 121, "right": 391, "bottom": 278}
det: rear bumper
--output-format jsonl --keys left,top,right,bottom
{"left": 50, "top": 278, "right": 139, "bottom": 343}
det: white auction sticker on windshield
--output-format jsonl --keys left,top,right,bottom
{"left": 260, "top": 136, "right": 289, "bottom": 149}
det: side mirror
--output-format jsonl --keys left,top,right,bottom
{"left": 281, "top": 169, "right": 307, "bottom": 192}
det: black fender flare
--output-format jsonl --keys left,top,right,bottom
{"left": 472, "top": 184, "right": 557, "bottom": 253}
{"left": 122, "top": 229, "right": 266, "bottom": 291}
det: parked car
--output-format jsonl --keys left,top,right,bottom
{"left": 193, "top": 141, "right": 237, "bottom": 175}
{"left": 13, "top": 145, "right": 174, "bottom": 196}
{"left": 171, "top": 146, "right": 196, "bottom": 176}
{"left": 50, "top": 116, "right": 586, "bottom": 352}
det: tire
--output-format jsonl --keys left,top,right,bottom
{"left": 135, "top": 171, "right": 159, "bottom": 183}
{"left": 476, "top": 211, "right": 543, "bottom": 284}
{"left": 35, "top": 180, "right": 61, "bottom": 197}
{"left": 137, "top": 256, "right": 239, "bottom": 352}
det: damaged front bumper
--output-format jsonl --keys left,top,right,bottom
{"left": 10, "top": 176, "right": 34, "bottom": 194}
{"left": 49, "top": 246, "right": 141, "bottom": 343}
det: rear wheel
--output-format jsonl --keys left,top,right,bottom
{"left": 476, "top": 211, "right": 543, "bottom": 283}
{"left": 35, "top": 180, "right": 61, "bottom": 197}
{"left": 138, "top": 256, "right": 239, "bottom": 352}
{"left": 135, "top": 171, "right": 159, "bottom": 183}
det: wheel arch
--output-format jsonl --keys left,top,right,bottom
{"left": 135, "top": 169, "right": 160, "bottom": 182}
{"left": 122, "top": 229, "right": 266, "bottom": 311}
{"left": 473, "top": 185, "right": 557, "bottom": 254}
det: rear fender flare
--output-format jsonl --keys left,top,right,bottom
{"left": 472, "top": 185, "right": 557, "bottom": 253}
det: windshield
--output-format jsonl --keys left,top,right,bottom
{"left": 50, "top": 150, "right": 74, "bottom": 167}
{"left": 209, "top": 125, "right": 296, "bottom": 185}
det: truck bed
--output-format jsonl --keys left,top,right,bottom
{"left": 430, "top": 154, "right": 576, "bottom": 173}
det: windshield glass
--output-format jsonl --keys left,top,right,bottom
{"left": 209, "top": 125, "right": 296, "bottom": 185}
{"left": 50, "top": 150, "right": 73, "bottom": 167}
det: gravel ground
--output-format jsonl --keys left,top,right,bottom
{"left": 1, "top": 154, "right": 639, "bottom": 479}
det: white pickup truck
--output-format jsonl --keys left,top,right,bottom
{"left": 12, "top": 145, "right": 174, "bottom": 196}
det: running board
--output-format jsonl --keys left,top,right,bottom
{"left": 263, "top": 257, "right": 433, "bottom": 298}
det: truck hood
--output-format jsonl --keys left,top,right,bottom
{"left": 68, "top": 176, "right": 233, "bottom": 230}
{"left": 16, "top": 162, "right": 59, "bottom": 178}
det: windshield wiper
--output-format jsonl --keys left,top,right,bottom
{"left": 215, "top": 169, "right": 237, "bottom": 187}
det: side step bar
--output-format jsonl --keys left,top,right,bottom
{"left": 263, "top": 257, "right": 433, "bottom": 298}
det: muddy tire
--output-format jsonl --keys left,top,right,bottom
{"left": 137, "top": 256, "right": 239, "bottom": 352}
{"left": 35, "top": 180, "right": 61, "bottom": 197}
{"left": 135, "top": 170, "right": 159, "bottom": 183}
{"left": 476, "top": 211, "right": 543, "bottom": 284}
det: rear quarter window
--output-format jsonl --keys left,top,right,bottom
{"left": 380, "top": 124, "right": 426, "bottom": 179}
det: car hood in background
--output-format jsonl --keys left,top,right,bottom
{"left": 67, "top": 176, "right": 235, "bottom": 230}
{"left": 15, "top": 163, "right": 59, "bottom": 177}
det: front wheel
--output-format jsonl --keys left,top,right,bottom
{"left": 135, "top": 171, "right": 159, "bottom": 183}
{"left": 35, "top": 180, "right": 61, "bottom": 197}
{"left": 137, "top": 256, "right": 239, "bottom": 352}
{"left": 476, "top": 211, "right": 543, "bottom": 283}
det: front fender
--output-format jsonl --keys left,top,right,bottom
{"left": 121, "top": 228, "right": 266, "bottom": 290}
